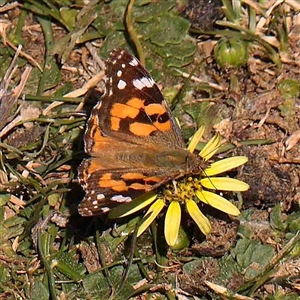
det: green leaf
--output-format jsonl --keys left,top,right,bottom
{"left": 3, "top": 215, "right": 26, "bottom": 228}
{"left": 0, "top": 263, "right": 10, "bottom": 284}
{"left": 134, "top": 2, "right": 174, "bottom": 22}
{"left": 165, "top": 55, "right": 194, "bottom": 68}
{"left": 31, "top": 281, "right": 49, "bottom": 300}
{"left": 60, "top": 7, "right": 78, "bottom": 30}
{"left": 270, "top": 204, "right": 286, "bottom": 231}
{"left": 218, "top": 255, "right": 242, "bottom": 282}
{"left": 155, "top": 41, "right": 196, "bottom": 60}
{"left": 83, "top": 265, "right": 142, "bottom": 299}
{"left": 0, "top": 194, "right": 10, "bottom": 207}
{"left": 183, "top": 257, "right": 212, "bottom": 274}
{"left": 54, "top": 252, "right": 86, "bottom": 281}
{"left": 287, "top": 212, "right": 300, "bottom": 233}
{"left": 138, "top": 13, "right": 190, "bottom": 46}
{"left": 278, "top": 79, "right": 300, "bottom": 98}
{"left": 231, "top": 239, "right": 275, "bottom": 280}
{"left": 109, "top": 0, "right": 128, "bottom": 18}
{"left": 99, "top": 31, "right": 129, "bottom": 58}
{"left": 92, "top": 16, "right": 114, "bottom": 36}
{"left": 41, "top": 58, "right": 62, "bottom": 91}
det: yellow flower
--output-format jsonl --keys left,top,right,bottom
{"left": 109, "top": 127, "right": 249, "bottom": 247}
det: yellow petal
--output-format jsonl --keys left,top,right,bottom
{"left": 196, "top": 190, "right": 240, "bottom": 216}
{"left": 188, "top": 126, "right": 205, "bottom": 153}
{"left": 137, "top": 199, "right": 164, "bottom": 237}
{"left": 186, "top": 199, "right": 211, "bottom": 235}
{"left": 200, "top": 177, "right": 250, "bottom": 191}
{"left": 199, "top": 134, "right": 221, "bottom": 161}
{"left": 204, "top": 156, "right": 248, "bottom": 176}
{"left": 108, "top": 192, "right": 157, "bottom": 219}
{"left": 165, "top": 201, "right": 181, "bottom": 247}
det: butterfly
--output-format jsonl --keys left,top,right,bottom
{"left": 78, "top": 49, "right": 206, "bottom": 216}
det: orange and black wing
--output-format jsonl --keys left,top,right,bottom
{"left": 78, "top": 159, "right": 176, "bottom": 216}
{"left": 78, "top": 49, "right": 188, "bottom": 216}
{"left": 84, "top": 49, "right": 185, "bottom": 157}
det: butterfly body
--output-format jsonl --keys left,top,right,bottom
{"left": 78, "top": 49, "right": 205, "bottom": 216}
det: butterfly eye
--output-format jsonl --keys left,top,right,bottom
{"left": 187, "top": 154, "right": 206, "bottom": 175}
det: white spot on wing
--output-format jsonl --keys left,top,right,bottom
{"left": 129, "top": 58, "right": 138, "bottom": 66}
{"left": 111, "top": 195, "right": 132, "bottom": 203}
{"left": 97, "top": 194, "right": 105, "bottom": 200}
{"left": 141, "top": 76, "right": 154, "bottom": 87}
{"left": 117, "top": 79, "right": 127, "bottom": 90}
{"left": 132, "top": 77, "right": 154, "bottom": 90}
{"left": 122, "top": 64, "right": 126, "bottom": 68}
{"left": 132, "top": 79, "right": 144, "bottom": 90}
{"left": 101, "top": 207, "right": 110, "bottom": 213}
{"left": 117, "top": 70, "right": 122, "bottom": 77}
{"left": 82, "top": 207, "right": 92, "bottom": 215}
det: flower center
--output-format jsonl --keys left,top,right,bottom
{"left": 162, "top": 177, "right": 202, "bottom": 203}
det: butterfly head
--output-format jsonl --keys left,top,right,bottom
{"left": 186, "top": 152, "right": 207, "bottom": 175}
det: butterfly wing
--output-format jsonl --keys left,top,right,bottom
{"left": 78, "top": 49, "right": 191, "bottom": 216}
{"left": 78, "top": 158, "right": 182, "bottom": 216}
{"left": 78, "top": 134, "right": 192, "bottom": 216}
{"left": 84, "top": 49, "right": 185, "bottom": 157}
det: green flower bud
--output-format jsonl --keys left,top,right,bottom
{"left": 170, "top": 226, "right": 189, "bottom": 250}
{"left": 214, "top": 38, "right": 248, "bottom": 69}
